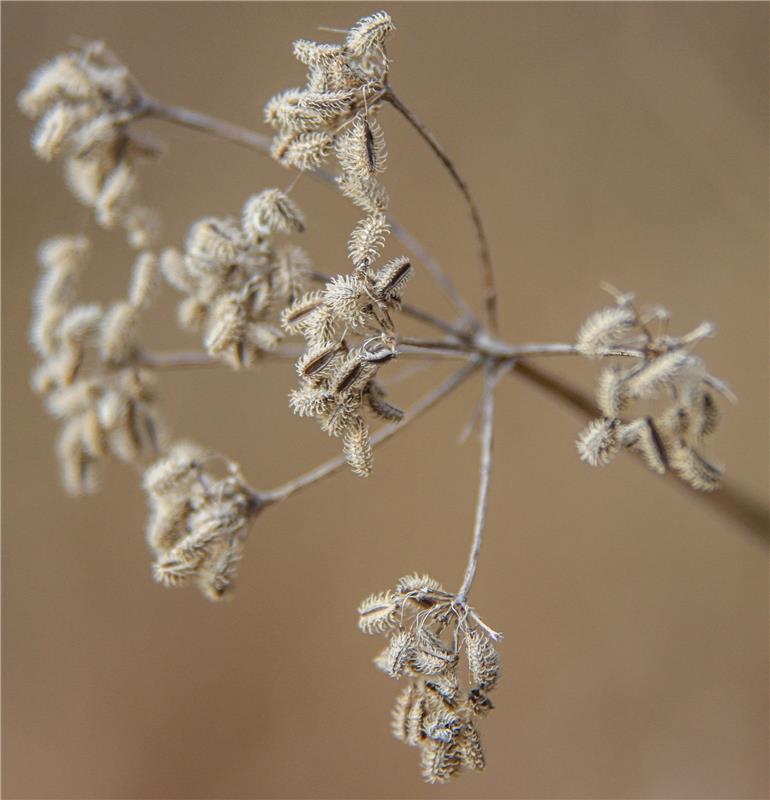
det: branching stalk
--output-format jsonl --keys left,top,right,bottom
{"left": 457, "top": 364, "right": 497, "bottom": 604}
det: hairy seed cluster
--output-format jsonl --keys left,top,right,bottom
{"left": 18, "top": 41, "right": 159, "bottom": 248}
{"left": 30, "top": 236, "right": 164, "bottom": 494}
{"left": 160, "top": 189, "right": 310, "bottom": 369}
{"left": 575, "top": 288, "right": 731, "bottom": 491}
{"left": 271, "top": 13, "right": 414, "bottom": 477}
{"left": 143, "top": 443, "right": 260, "bottom": 600}
{"left": 358, "top": 574, "right": 500, "bottom": 783}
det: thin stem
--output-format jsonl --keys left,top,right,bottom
{"left": 139, "top": 96, "right": 471, "bottom": 325}
{"left": 260, "top": 359, "right": 481, "bottom": 504}
{"left": 384, "top": 86, "right": 498, "bottom": 333}
{"left": 457, "top": 364, "right": 497, "bottom": 604}
{"left": 138, "top": 346, "right": 303, "bottom": 370}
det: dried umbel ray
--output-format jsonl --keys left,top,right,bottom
{"left": 21, "top": 9, "right": 741, "bottom": 786}
{"left": 358, "top": 574, "right": 500, "bottom": 783}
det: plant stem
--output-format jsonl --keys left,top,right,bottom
{"left": 138, "top": 346, "right": 303, "bottom": 369}
{"left": 260, "top": 359, "right": 481, "bottom": 504}
{"left": 384, "top": 86, "right": 498, "bottom": 333}
{"left": 457, "top": 364, "right": 497, "bottom": 604}
{"left": 139, "top": 96, "right": 473, "bottom": 326}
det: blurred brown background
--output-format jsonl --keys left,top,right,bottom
{"left": 2, "top": 3, "right": 768, "bottom": 798}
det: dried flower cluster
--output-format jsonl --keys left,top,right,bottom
{"left": 18, "top": 41, "right": 159, "bottom": 248}
{"left": 30, "top": 236, "right": 164, "bottom": 494}
{"left": 21, "top": 9, "right": 738, "bottom": 788}
{"left": 143, "top": 442, "right": 259, "bottom": 600}
{"left": 358, "top": 574, "right": 500, "bottom": 783}
{"left": 575, "top": 288, "right": 731, "bottom": 491}
{"left": 160, "top": 189, "right": 310, "bottom": 368}
{"left": 265, "top": 11, "right": 393, "bottom": 176}
{"left": 270, "top": 13, "right": 414, "bottom": 476}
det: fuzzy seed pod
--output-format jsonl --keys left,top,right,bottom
{"left": 357, "top": 590, "right": 399, "bottom": 634}
{"left": 373, "top": 256, "right": 411, "bottom": 305}
{"left": 99, "top": 301, "right": 138, "bottom": 364}
{"left": 620, "top": 417, "right": 668, "bottom": 475}
{"left": 128, "top": 252, "right": 158, "bottom": 309}
{"left": 336, "top": 114, "right": 387, "bottom": 178}
{"left": 466, "top": 630, "right": 499, "bottom": 691}
{"left": 31, "top": 102, "right": 83, "bottom": 160}
{"left": 391, "top": 684, "right": 416, "bottom": 742}
{"left": 364, "top": 380, "right": 404, "bottom": 421}
{"left": 345, "top": 11, "right": 395, "bottom": 57}
{"left": 343, "top": 414, "right": 373, "bottom": 477}
{"left": 576, "top": 417, "right": 620, "bottom": 467}
{"left": 280, "top": 291, "right": 325, "bottom": 334}
{"left": 669, "top": 442, "right": 722, "bottom": 491}
{"left": 596, "top": 367, "right": 628, "bottom": 418}
{"left": 242, "top": 188, "right": 305, "bottom": 240}
{"left": 458, "top": 722, "right": 485, "bottom": 771}
{"left": 323, "top": 274, "right": 366, "bottom": 327}
{"left": 420, "top": 738, "right": 462, "bottom": 784}
{"left": 576, "top": 305, "right": 636, "bottom": 358}
{"left": 387, "top": 631, "right": 416, "bottom": 677}
{"left": 626, "top": 350, "right": 693, "bottom": 399}
{"left": 143, "top": 442, "right": 207, "bottom": 499}
{"left": 347, "top": 212, "right": 389, "bottom": 267}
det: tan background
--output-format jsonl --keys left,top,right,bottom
{"left": 2, "top": 2, "right": 768, "bottom": 798}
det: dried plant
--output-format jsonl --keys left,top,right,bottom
{"left": 21, "top": 10, "right": 749, "bottom": 785}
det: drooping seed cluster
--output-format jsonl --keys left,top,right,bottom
{"left": 18, "top": 41, "right": 159, "bottom": 249}
{"left": 271, "top": 12, "right": 413, "bottom": 477}
{"left": 159, "top": 189, "right": 311, "bottom": 369}
{"left": 30, "top": 236, "right": 164, "bottom": 494}
{"left": 143, "top": 442, "right": 260, "bottom": 600}
{"left": 358, "top": 574, "right": 500, "bottom": 783}
{"left": 575, "top": 288, "right": 732, "bottom": 491}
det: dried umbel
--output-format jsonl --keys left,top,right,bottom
{"left": 30, "top": 236, "right": 164, "bottom": 494}
{"left": 265, "top": 11, "right": 393, "bottom": 178}
{"left": 575, "top": 288, "right": 732, "bottom": 491}
{"left": 21, "top": 9, "right": 742, "bottom": 790}
{"left": 160, "top": 189, "right": 310, "bottom": 369}
{"left": 271, "top": 13, "right": 414, "bottom": 477}
{"left": 18, "top": 41, "right": 159, "bottom": 248}
{"left": 143, "top": 444, "right": 261, "bottom": 600}
{"left": 359, "top": 574, "right": 501, "bottom": 783}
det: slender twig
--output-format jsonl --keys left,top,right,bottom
{"left": 384, "top": 86, "right": 498, "bottom": 333}
{"left": 137, "top": 346, "right": 303, "bottom": 369}
{"left": 260, "top": 359, "right": 481, "bottom": 504}
{"left": 512, "top": 361, "right": 769, "bottom": 542}
{"left": 457, "top": 364, "right": 497, "bottom": 603}
{"left": 139, "top": 96, "right": 472, "bottom": 325}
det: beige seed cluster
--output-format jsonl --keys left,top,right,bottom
{"left": 160, "top": 189, "right": 310, "bottom": 369}
{"left": 143, "top": 443, "right": 260, "bottom": 600}
{"left": 30, "top": 236, "right": 164, "bottom": 494}
{"left": 271, "top": 12, "right": 413, "bottom": 477}
{"left": 358, "top": 574, "right": 499, "bottom": 783}
{"left": 18, "top": 41, "right": 159, "bottom": 248}
{"left": 575, "top": 289, "right": 731, "bottom": 491}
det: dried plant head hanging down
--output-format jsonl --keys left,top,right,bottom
{"left": 21, "top": 9, "right": 743, "bottom": 785}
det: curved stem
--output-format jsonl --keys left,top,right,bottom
{"left": 384, "top": 86, "right": 498, "bottom": 333}
{"left": 457, "top": 364, "right": 497, "bottom": 603}
{"left": 260, "top": 359, "right": 481, "bottom": 504}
